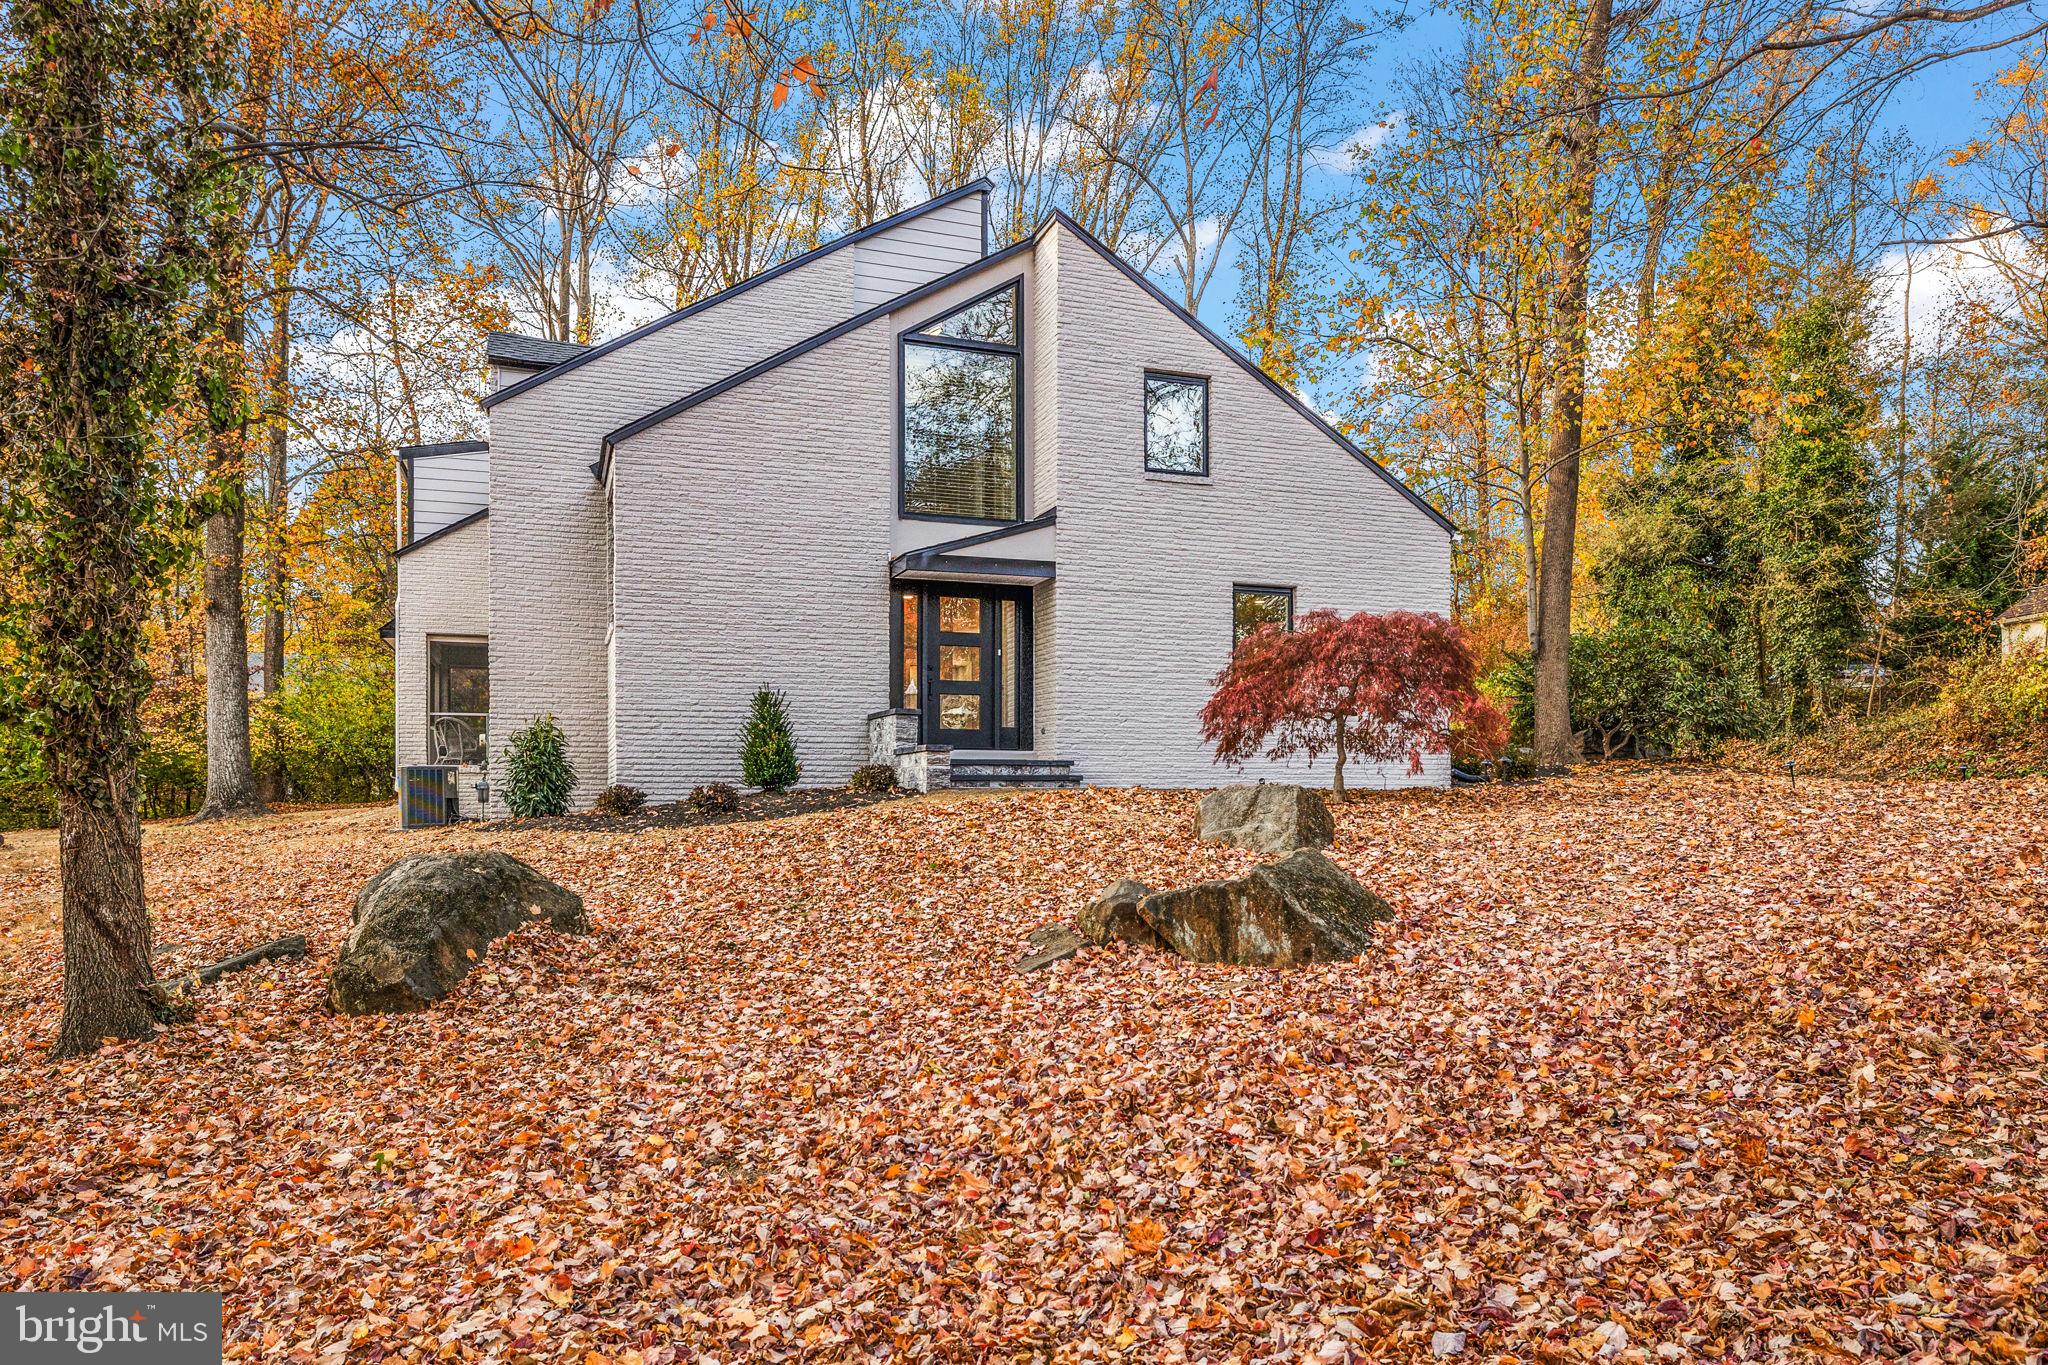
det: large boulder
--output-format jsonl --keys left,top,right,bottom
{"left": 1195, "top": 784, "right": 1335, "bottom": 853}
{"left": 329, "top": 852, "right": 588, "bottom": 1015}
{"left": 1136, "top": 850, "right": 1391, "bottom": 966}
{"left": 1075, "top": 879, "right": 1167, "bottom": 950}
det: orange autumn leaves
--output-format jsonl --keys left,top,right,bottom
{"left": 0, "top": 772, "right": 2043, "bottom": 1359}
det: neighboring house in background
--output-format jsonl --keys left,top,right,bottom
{"left": 1999, "top": 584, "right": 2048, "bottom": 656}
{"left": 390, "top": 181, "right": 1456, "bottom": 814}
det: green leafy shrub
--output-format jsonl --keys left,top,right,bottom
{"left": 503, "top": 714, "right": 576, "bottom": 816}
{"left": 689, "top": 782, "right": 738, "bottom": 815}
{"left": 1726, "top": 647, "right": 2048, "bottom": 779}
{"left": 738, "top": 687, "right": 801, "bottom": 791}
{"left": 848, "top": 763, "right": 897, "bottom": 794}
{"left": 255, "top": 651, "right": 394, "bottom": 802}
{"left": 593, "top": 783, "right": 646, "bottom": 816}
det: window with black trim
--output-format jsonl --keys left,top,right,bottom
{"left": 1232, "top": 586, "right": 1293, "bottom": 646}
{"left": 1145, "top": 372, "right": 1209, "bottom": 475}
{"left": 901, "top": 282, "right": 1021, "bottom": 521}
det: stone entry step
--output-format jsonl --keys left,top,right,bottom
{"left": 951, "top": 757, "right": 1084, "bottom": 788}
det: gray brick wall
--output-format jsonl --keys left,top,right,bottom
{"left": 1041, "top": 224, "right": 1455, "bottom": 789}
{"left": 483, "top": 209, "right": 982, "bottom": 812}
{"left": 611, "top": 323, "right": 899, "bottom": 795}
{"left": 392, "top": 516, "right": 489, "bottom": 786}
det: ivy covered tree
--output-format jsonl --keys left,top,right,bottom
{"left": 1754, "top": 284, "right": 1880, "bottom": 729}
{"left": 0, "top": 0, "right": 234, "bottom": 1056}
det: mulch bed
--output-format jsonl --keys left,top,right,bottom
{"left": 483, "top": 784, "right": 903, "bottom": 833}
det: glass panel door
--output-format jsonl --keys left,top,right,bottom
{"left": 928, "top": 594, "right": 996, "bottom": 748}
{"left": 908, "top": 587, "right": 1031, "bottom": 750}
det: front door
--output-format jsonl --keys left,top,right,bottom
{"left": 915, "top": 587, "right": 1030, "bottom": 749}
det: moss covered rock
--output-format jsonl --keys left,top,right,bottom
{"left": 329, "top": 852, "right": 588, "bottom": 1015}
{"left": 1136, "top": 850, "right": 1390, "bottom": 966}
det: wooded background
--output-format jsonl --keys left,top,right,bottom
{"left": 3, "top": 0, "right": 2045, "bottom": 828}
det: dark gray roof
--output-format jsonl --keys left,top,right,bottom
{"left": 483, "top": 179, "right": 996, "bottom": 410}
{"left": 486, "top": 331, "right": 589, "bottom": 370}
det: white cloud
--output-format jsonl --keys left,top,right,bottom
{"left": 1305, "top": 113, "right": 1406, "bottom": 175}
{"left": 1871, "top": 234, "right": 2013, "bottom": 345}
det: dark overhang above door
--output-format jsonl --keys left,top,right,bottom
{"left": 889, "top": 508, "right": 1056, "bottom": 585}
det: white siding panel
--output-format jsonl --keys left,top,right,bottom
{"left": 852, "top": 196, "right": 985, "bottom": 306}
{"left": 393, "top": 516, "right": 490, "bottom": 785}
{"left": 410, "top": 448, "right": 489, "bottom": 538}
{"left": 1041, "top": 225, "right": 1454, "bottom": 790}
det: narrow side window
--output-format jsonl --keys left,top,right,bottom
{"left": 1145, "top": 372, "right": 1209, "bottom": 475}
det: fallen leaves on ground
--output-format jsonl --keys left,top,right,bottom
{"left": 0, "top": 768, "right": 2043, "bottom": 1362}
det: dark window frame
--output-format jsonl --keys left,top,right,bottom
{"left": 1143, "top": 370, "right": 1210, "bottom": 477}
{"left": 889, "top": 584, "right": 1034, "bottom": 748}
{"left": 426, "top": 635, "right": 489, "bottom": 765}
{"left": 1231, "top": 584, "right": 1295, "bottom": 649}
{"left": 897, "top": 278, "right": 1026, "bottom": 525}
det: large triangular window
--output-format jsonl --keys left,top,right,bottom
{"left": 916, "top": 284, "right": 1017, "bottom": 346}
{"left": 900, "top": 282, "right": 1022, "bottom": 522}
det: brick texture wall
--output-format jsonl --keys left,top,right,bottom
{"left": 1040, "top": 224, "right": 1455, "bottom": 789}
{"left": 392, "top": 516, "right": 489, "bottom": 784}
{"left": 484, "top": 208, "right": 983, "bottom": 811}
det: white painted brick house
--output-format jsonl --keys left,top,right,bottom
{"left": 390, "top": 182, "right": 1456, "bottom": 811}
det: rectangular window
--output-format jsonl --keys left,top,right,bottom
{"left": 1000, "top": 598, "right": 1019, "bottom": 729}
{"left": 1145, "top": 372, "right": 1209, "bottom": 475}
{"left": 901, "top": 282, "right": 1022, "bottom": 521}
{"left": 1232, "top": 586, "right": 1293, "bottom": 647}
{"left": 899, "top": 592, "right": 919, "bottom": 709}
{"left": 427, "top": 638, "right": 488, "bottom": 765}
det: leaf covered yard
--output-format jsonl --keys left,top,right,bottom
{"left": 0, "top": 772, "right": 2043, "bottom": 1362}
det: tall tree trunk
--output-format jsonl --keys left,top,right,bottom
{"left": 197, "top": 304, "right": 264, "bottom": 819}
{"left": 52, "top": 771, "right": 158, "bottom": 1056}
{"left": 259, "top": 281, "right": 289, "bottom": 802}
{"left": 1, "top": 0, "right": 223, "bottom": 1057}
{"left": 1532, "top": 0, "right": 1617, "bottom": 771}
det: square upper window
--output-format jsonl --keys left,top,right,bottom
{"left": 1232, "top": 586, "right": 1293, "bottom": 646}
{"left": 1145, "top": 372, "right": 1209, "bottom": 476}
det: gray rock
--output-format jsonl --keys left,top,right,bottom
{"left": 1017, "top": 925, "right": 1084, "bottom": 972}
{"left": 1194, "top": 784, "right": 1335, "bottom": 853}
{"left": 329, "top": 852, "right": 588, "bottom": 1015}
{"left": 1075, "top": 879, "right": 1166, "bottom": 949}
{"left": 1136, "top": 850, "right": 1391, "bottom": 966}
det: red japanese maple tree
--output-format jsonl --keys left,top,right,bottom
{"left": 1200, "top": 609, "right": 1506, "bottom": 797}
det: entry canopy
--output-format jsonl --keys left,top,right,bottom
{"left": 890, "top": 510, "right": 1055, "bottom": 586}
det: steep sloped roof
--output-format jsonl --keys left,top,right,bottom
{"left": 1999, "top": 582, "right": 2048, "bottom": 624}
{"left": 486, "top": 332, "right": 588, "bottom": 370}
{"left": 481, "top": 179, "right": 994, "bottom": 410}
{"left": 597, "top": 211, "right": 1457, "bottom": 537}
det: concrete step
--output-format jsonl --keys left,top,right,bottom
{"left": 951, "top": 757, "right": 1084, "bottom": 788}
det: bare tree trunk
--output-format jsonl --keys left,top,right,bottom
{"left": 197, "top": 305, "right": 264, "bottom": 819}
{"left": 1532, "top": 0, "right": 1617, "bottom": 772}
{"left": 260, "top": 281, "right": 289, "bottom": 801}
{"left": 52, "top": 772, "right": 159, "bottom": 1057}
{"left": 1331, "top": 714, "right": 1348, "bottom": 801}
